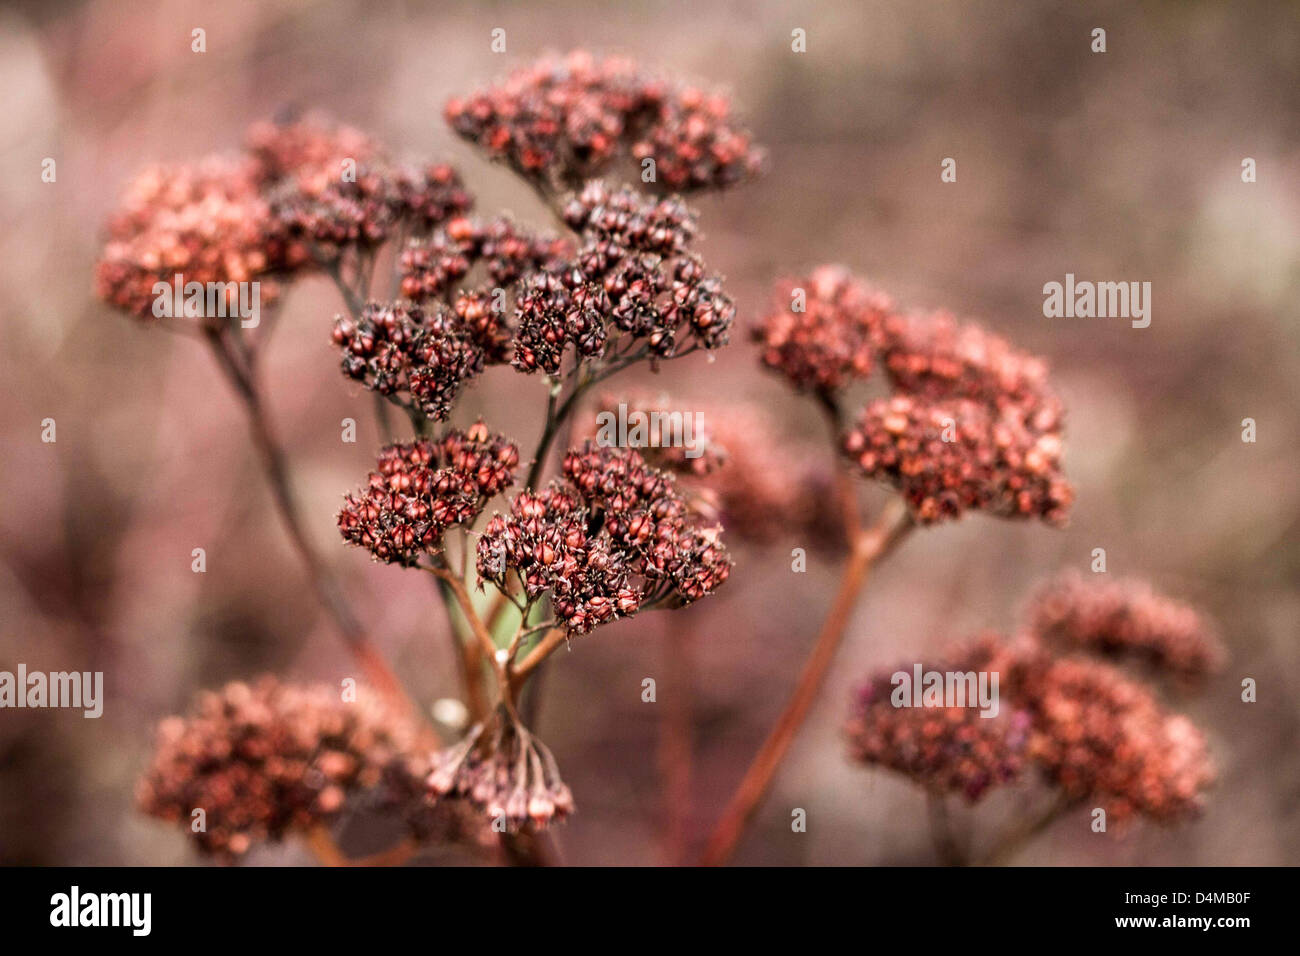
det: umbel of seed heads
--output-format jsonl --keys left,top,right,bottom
{"left": 754, "top": 265, "right": 1073, "bottom": 525}
{"left": 846, "top": 577, "right": 1219, "bottom": 825}
{"left": 476, "top": 444, "right": 731, "bottom": 635}
{"left": 513, "top": 182, "right": 734, "bottom": 374}
{"left": 1026, "top": 571, "right": 1225, "bottom": 684}
{"left": 846, "top": 638, "right": 1032, "bottom": 801}
{"left": 247, "top": 114, "right": 474, "bottom": 261}
{"left": 426, "top": 713, "right": 574, "bottom": 832}
{"left": 445, "top": 50, "right": 764, "bottom": 193}
{"left": 332, "top": 303, "right": 487, "bottom": 422}
{"left": 136, "top": 677, "right": 452, "bottom": 860}
{"left": 95, "top": 114, "right": 473, "bottom": 324}
{"left": 338, "top": 423, "right": 519, "bottom": 567}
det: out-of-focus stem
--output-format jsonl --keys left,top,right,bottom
{"left": 981, "top": 794, "right": 1078, "bottom": 866}
{"left": 658, "top": 616, "right": 695, "bottom": 865}
{"left": 927, "top": 791, "right": 968, "bottom": 866}
{"left": 203, "top": 328, "right": 412, "bottom": 715}
{"left": 699, "top": 498, "right": 914, "bottom": 866}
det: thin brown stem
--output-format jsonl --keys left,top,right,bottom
{"left": 927, "top": 791, "right": 968, "bottom": 866}
{"left": 203, "top": 329, "right": 413, "bottom": 715}
{"left": 509, "top": 627, "right": 568, "bottom": 694}
{"left": 980, "top": 794, "right": 1079, "bottom": 866}
{"left": 699, "top": 497, "right": 914, "bottom": 866}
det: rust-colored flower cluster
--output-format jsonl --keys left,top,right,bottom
{"left": 847, "top": 578, "right": 1218, "bottom": 824}
{"left": 250, "top": 115, "right": 473, "bottom": 261}
{"left": 843, "top": 310, "right": 1071, "bottom": 525}
{"left": 1014, "top": 653, "right": 1215, "bottom": 824}
{"left": 845, "top": 638, "right": 1032, "bottom": 801}
{"left": 444, "top": 51, "right": 763, "bottom": 192}
{"left": 427, "top": 715, "right": 574, "bottom": 832}
{"left": 753, "top": 265, "right": 897, "bottom": 394}
{"left": 1026, "top": 571, "right": 1225, "bottom": 683}
{"left": 331, "top": 303, "right": 486, "bottom": 421}
{"left": 476, "top": 444, "right": 730, "bottom": 634}
{"left": 97, "top": 114, "right": 471, "bottom": 323}
{"left": 136, "top": 678, "right": 433, "bottom": 860}
{"left": 338, "top": 424, "right": 519, "bottom": 566}
{"left": 399, "top": 216, "right": 571, "bottom": 312}
{"left": 513, "top": 182, "right": 734, "bottom": 373}
{"left": 94, "top": 155, "right": 305, "bottom": 322}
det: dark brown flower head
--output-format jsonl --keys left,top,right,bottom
{"left": 331, "top": 302, "right": 485, "bottom": 421}
{"left": 249, "top": 115, "right": 473, "bottom": 261}
{"left": 427, "top": 716, "right": 574, "bottom": 832}
{"left": 476, "top": 444, "right": 729, "bottom": 634}
{"left": 1026, "top": 572, "right": 1225, "bottom": 683}
{"left": 399, "top": 215, "right": 571, "bottom": 305}
{"left": 444, "top": 51, "right": 763, "bottom": 192}
{"left": 95, "top": 155, "right": 304, "bottom": 322}
{"left": 753, "top": 265, "right": 897, "bottom": 394}
{"left": 1015, "top": 654, "right": 1215, "bottom": 824}
{"left": 136, "top": 677, "right": 430, "bottom": 860}
{"left": 846, "top": 637, "right": 1032, "bottom": 801}
{"left": 339, "top": 424, "right": 519, "bottom": 566}
{"left": 843, "top": 395, "right": 1072, "bottom": 525}
{"left": 513, "top": 183, "right": 734, "bottom": 373}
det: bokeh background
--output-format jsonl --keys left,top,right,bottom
{"left": 1, "top": 0, "right": 1297, "bottom": 865}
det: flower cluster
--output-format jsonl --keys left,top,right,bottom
{"left": 250, "top": 116, "right": 474, "bottom": 261}
{"left": 845, "top": 638, "right": 1032, "bottom": 801}
{"left": 94, "top": 155, "right": 305, "bottom": 322}
{"left": 842, "top": 394, "right": 1072, "bottom": 525}
{"left": 847, "top": 585, "right": 1217, "bottom": 824}
{"left": 338, "top": 424, "right": 519, "bottom": 566}
{"left": 97, "top": 115, "right": 472, "bottom": 324}
{"left": 476, "top": 444, "right": 730, "bottom": 634}
{"left": 331, "top": 302, "right": 486, "bottom": 421}
{"left": 1015, "top": 654, "right": 1215, "bottom": 824}
{"left": 444, "top": 51, "right": 763, "bottom": 192}
{"left": 753, "top": 265, "right": 897, "bottom": 394}
{"left": 399, "top": 216, "right": 571, "bottom": 310}
{"left": 426, "top": 716, "right": 574, "bottom": 832}
{"left": 513, "top": 182, "right": 734, "bottom": 373}
{"left": 1026, "top": 572, "right": 1225, "bottom": 683}
{"left": 136, "top": 678, "right": 434, "bottom": 860}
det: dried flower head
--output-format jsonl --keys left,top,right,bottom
{"left": 249, "top": 115, "right": 473, "bottom": 261}
{"left": 848, "top": 636, "right": 1216, "bottom": 824}
{"left": 845, "top": 638, "right": 1032, "bottom": 801}
{"left": 95, "top": 155, "right": 304, "bottom": 322}
{"left": 426, "top": 716, "right": 574, "bottom": 832}
{"left": 1026, "top": 572, "right": 1225, "bottom": 683}
{"left": 1015, "top": 654, "right": 1215, "bottom": 824}
{"left": 136, "top": 677, "right": 433, "bottom": 860}
{"left": 476, "top": 444, "right": 730, "bottom": 634}
{"left": 445, "top": 51, "right": 763, "bottom": 192}
{"left": 338, "top": 424, "right": 519, "bottom": 566}
{"left": 399, "top": 215, "right": 571, "bottom": 308}
{"left": 513, "top": 182, "right": 734, "bottom": 373}
{"left": 842, "top": 394, "right": 1072, "bottom": 525}
{"left": 331, "top": 302, "right": 486, "bottom": 421}
{"left": 753, "top": 265, "right": 897, "bottom": 394}
{"left": 879, "top": 310, "right": 1063, "bottom": 425}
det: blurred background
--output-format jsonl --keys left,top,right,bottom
{"left": 0, "top": 0, "right": 1297, "bottom": 865}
